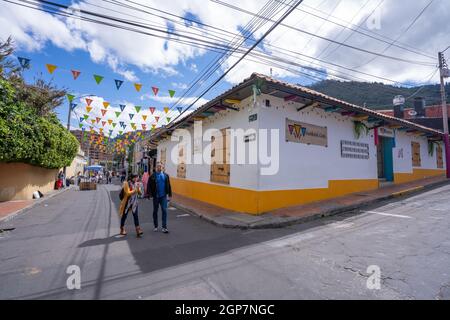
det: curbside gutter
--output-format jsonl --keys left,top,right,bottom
{"left": 171, "top": 179, "right": 450, "bottom": 230}
{"left": 0, "top": 186, "right": 75, "bottom": 224}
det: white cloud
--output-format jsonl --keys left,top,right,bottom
{"left": 1, "top": 0, "right": 448, "bottom": 89}
{"left": 141, "top": 94, "right": 209, "bottom": 109}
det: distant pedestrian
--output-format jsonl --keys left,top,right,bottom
{"left": 119, "top": 174, "right": 143, "bottom": 237}
{"left": 147, "top": 163, "right": 172, "bottom": 234}
{"left": 105, "top": 170, "right": 110, "bottom": 184}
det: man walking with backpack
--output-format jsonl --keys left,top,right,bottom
{"left": 147, "top": 163, "right": 172, "bottom": 234}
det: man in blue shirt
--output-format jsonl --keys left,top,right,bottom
{"left": 147, "top": 163, "right": 172, "bottom": 234}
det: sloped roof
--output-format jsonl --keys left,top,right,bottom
{"left": 148, "top": 73, "right": 443, "bottom": 143}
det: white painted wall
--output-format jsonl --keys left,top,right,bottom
{"left": 157, "top": 92, "right": 445, "bottom": 193}
{"left": 257, "top": 94, "right": 378, "bottom": 191}
{"left": 393, "top": 130, "right": 445, "bottom": 173}
{"left": 158, "top": 95, "right": 260, "bottom": 190}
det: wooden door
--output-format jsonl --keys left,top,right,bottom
{"left": 211, "top": 128, "right": 230, "bottom": 184}
{"left": 411, "top": 142, "right": 421, "bottom": 167}
{"left": 437, "top": 144, "right": 444, "bottom": 169}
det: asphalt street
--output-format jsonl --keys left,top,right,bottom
{"left": 1, "top": 181, "right": 449, "bottom": 300}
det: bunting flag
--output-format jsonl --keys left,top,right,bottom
{"left": 155, "top": 116, "right": 160, "bottom": 122}
{"left": 46, "top": 64, "right": 57, "bottom": 74}
{"left": 152, "top": 124, "right": 156, "bottom": 129}
{"left": 86, "top": 98, "right": 93, "bottom": 106}
{"left": 71, "top": 70, "right": 81, "bottom": 80}
{"left": 101, "top": 109, "right": 108, "bottom": 116}
{"left": 108, "top": 119, "right": 113, "bottom": 125}
{"left": 86, "top": 106, "right": 93, "bottom": 113}
{"left": 177, "top": 107, "right": 183, "bottom": 113}
{"left": 129, "top": 114, "right": 135, "bottom": 120}
{"left": 115, "top": 79, "right": 124, "bottom": 90}
{"left": 99, "top": 128, "right": 104, "bottom": 134}
{"left": 96, "top": 117, "right": 101, "bottom": 123}
{"left": 71, "top": 103, "right": 77, "bottom": 111}
{"left": 142, "top": 115, "right": 148, "bottom": 121}
{"left": 91, "top": 119, "right": 96, "bottom": 124}
{"left": 115, "top": 111, "right": 121, "bottom": 118}
{"left": 83, "top": 114, "right": 89, "bottom": 120}
{"left": 123, "top": 124, "right": 127, "bottom": 130}
{"left": 120, "top": 104, "right": 126, "bottom": 112}
{"left": 102, "top": 121, "right": 107, "bottom": 127}
{"left": 152, "top": 87, "right": 159, "bottom": 96}
{"left": 142, "top": 124, "right": 147, "bottom": 130}
{"left": 120, "top": 121, "right": 125, "bottom": 128}
{"left": 131, "top": 123, "right": 137, "bottom": 130}
{"left": 112, "top": 123, "right": 117, "bottom": 128}
{"left": 79, "top": 124, "right": 84, "bottom": 129}
{"left": 149, "top": 107, "right": 156, "bottom": 114}
{"left": 18, "top": 57, "right": 30, "bottom": 69}
{"left": 103, "top": 102, "right": 110, "bottom": 108}
{"left": 166, "top": 117, "right": 171, "bottom": 123}
{"left": 134, "top": 83, "right": 142, "bottom": 92}
{"left": 80, "top": 117, "right": 84, "bottom": 123}
{"left": 135, "top": 106, "right": 141, "bottom": 113}
{"left": 168, "top": 90, "right": 176, "bottom": 98}
{"left": 164, "top": 107, "right": 169, "bottom": 114}
{"left": 93, "top": 74, "right": 104, "bottom": 85}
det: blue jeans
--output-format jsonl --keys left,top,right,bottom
{"left": 153, "top": 196, "right": 168, "bottom": 229}
{"left": 121, "top": 207, "right": 139, "bottom": 228}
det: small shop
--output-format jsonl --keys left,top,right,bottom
{"left": 149, "top": 73, "right": 446, "bottom": 215}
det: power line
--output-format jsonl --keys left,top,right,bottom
{"left": 167, "top": 0, "right": 305, "bottom": 129}
{"left": 211, "top": 0, "right": 436, "bottom": 66}
{"left": 354, "top": 0, "right": 436, "bottom": 69}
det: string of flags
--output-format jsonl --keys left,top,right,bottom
{"left": 17, "top": 56, "right": 177, "bottom": 97}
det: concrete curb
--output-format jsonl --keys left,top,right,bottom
{"left": 0, "top": 186, "right": 75, "bottom": 224}
{"left": 171, "top": 179, "right": 450, "bottom": 230}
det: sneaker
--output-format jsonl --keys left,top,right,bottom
{"left": 162, "top": 228, "right": 169, "bottom": 234}
{"left": 153, "top": 227, "right": 159, "bottom": 232}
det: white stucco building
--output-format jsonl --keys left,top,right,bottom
{"left": 149, "top": 74, "right": 446, "bottom": 215}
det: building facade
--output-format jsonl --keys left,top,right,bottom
{"left": 71, "top": 130, "right": 111, "bottom": 164}
{"left": 151, "top": 74, "right": 446, "bottom": 215}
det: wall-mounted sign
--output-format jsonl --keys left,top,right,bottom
{"left": 285, "top": 118, "right": 328, "bottom": 147}
{"left": 249, "top": 114, "right": 258, "bottom": 122}
{"left": 244, "top": 133, "right": 256, "bottom": 143}
{"left": 393, "top": 95, "right": 405, "bottom": 106}
{"left": 378, "top": 127, "right": 395, "bottom": 138}
{"left": 341, "top": 140, "right": 370, "bottom": 160}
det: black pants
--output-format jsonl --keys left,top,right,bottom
{"left": 120, "top": 207, "right": 139, "bottom": 228}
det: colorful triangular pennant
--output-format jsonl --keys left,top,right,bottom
{"left": 168, "top": 90, "right": 176, "bottom": 98}
{"left": 18, "top": 57, "right": 30, "bottom": 69}
{"left": 134, "top": 83, "right": 142, "bottom": 92}
{"left": 152, "top": 87, "right": 159, "bottom": 96}
{"left": 46, "top": 64, "right": 57, "bottom": 74}
{"left": 93, "top": 74, "right": 104, "bottom": 85}
{"left": 71, "top": 70, "right": 81, "bottom": 80}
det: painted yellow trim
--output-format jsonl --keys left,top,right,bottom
{"left": 394, "top": 168, "right": 445, "bottom": 184}
{"left": 171, "top": 177, "right": 379, "bottom": 215}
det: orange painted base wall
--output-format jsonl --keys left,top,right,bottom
{"left": 171, "top": 177, "right": 379, "bottom": 215}
{"left": 0, "top": 163, "right": 59, "bottom": 202}
{"left": 394, "top": 168, "right": 445, "bottom": 184}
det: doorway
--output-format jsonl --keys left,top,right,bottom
{"left": 377, "top": 137, "right": 394, "bottom": 182}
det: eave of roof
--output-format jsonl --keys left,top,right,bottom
{"left": 147, "top": 73, "right": 443, "bottom": 144}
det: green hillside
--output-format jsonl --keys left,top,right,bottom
{"left": 308, "top": 80, "right": 450, "bottom": 110}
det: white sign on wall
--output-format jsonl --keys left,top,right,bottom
{"left": 378, "top": 127, "right": 395, "bottom": 138}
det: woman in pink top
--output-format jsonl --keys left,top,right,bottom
{"left": 142, "top": 170, "right": 150, "bottom": 196}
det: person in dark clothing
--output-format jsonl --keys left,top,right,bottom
{"left": 147, "top": 162, "right": 172, "bottom": 234}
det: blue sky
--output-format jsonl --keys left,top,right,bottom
{"left": 2, "top": 0, "right": 448, "bottom": 138}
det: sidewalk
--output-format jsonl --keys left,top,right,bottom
{"left": 0, "top": 186, "right": 74, "bottom": 223}
{"left": 171, "top": 176, "right": 450, "bottom": 229}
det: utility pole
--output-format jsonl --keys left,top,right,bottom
{"left": 438, "top": 51, "right": 450, "bottom": 179}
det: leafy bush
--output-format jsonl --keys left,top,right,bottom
{"left": 0, "top": 78, "right": 78, "bottom": 169}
